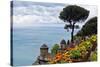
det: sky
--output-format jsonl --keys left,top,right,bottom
{"left": 12, "top": 1, "right": 97, "bottom": 27}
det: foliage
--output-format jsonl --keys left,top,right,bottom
{"left": 59, "top": 5, "right": 89, "bottom": 22}
{"left": 69, "top": 50, "right": 81, "bottom": 59}
{"left": 64, "top": 24, "right": 79, "bottom": 29}
{"left": 48, "top": 35, "right": 97, "bottom": 64}
{"left": 89, "top": 51, "right": 97, "bottom": 61}
{"left": 77, "top": 17, "right": 97, "bottom": 36}
{"left": 59, "top": 5, "right": 89, "bottom": 42}
{"left": 51, "top": 44, "right": 60, "bottom": 56}
{"left": 90, "top": 35, "right": 97, "bottom": 42}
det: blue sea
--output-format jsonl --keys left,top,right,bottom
{"left": 12, "top": 26, "right": 79, "bottom": 66}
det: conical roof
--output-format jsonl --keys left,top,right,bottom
{"left": 60, "top": 39, "right": 66, "bottom": 44}
{"left": 40, "top": 44, "right": 48, "bottom": 49}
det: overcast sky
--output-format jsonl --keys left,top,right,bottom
{"left": 12, "top": 1, "right": 97, "bottom": 27}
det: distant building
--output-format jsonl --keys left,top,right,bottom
{"left": 40, "top": 44, "right": 49, "bottom": 58}
{"left": 33, "top": 44, "right": 51, "bottom": 65}
{"left": 60, "top": 39, "right": 67, "bottom": 50}
{"left": 67, "top": 40, "right": 70, "bottom": 45}
{"left": 57, "top": 39, "right": 67, "bottom": 53}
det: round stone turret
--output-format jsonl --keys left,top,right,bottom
{"left": 40, "top": 44, "right": 48, "bottom": 58}
{"left": 60, "top": 39, "right": 67, "bottom": 49}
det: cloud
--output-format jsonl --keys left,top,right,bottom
{"left": 13, "top": 2, "right": 65, "bottom": 27}
{"left": 12, "top": 1, "right": 97, "bottom": 27}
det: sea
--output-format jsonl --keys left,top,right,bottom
{"left": 12, "top": 25, "right": 79, "bottom": 66}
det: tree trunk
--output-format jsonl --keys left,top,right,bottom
{"left": 71, "top": 24, "right": 75, "bottom": 43}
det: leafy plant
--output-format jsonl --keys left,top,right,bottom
{"left": 89, "top": 51, "right": 97, "bottom": 61}
{"left": 51, "top": 44, "right": 60, "bottom": 56}
{"left": 77, "top": 17, "right": 97, "bottom": 36}
{"left": 69, "top": 50, "right": 81, "bottom": 59}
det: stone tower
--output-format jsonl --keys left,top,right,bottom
{"left": 33, "top": 44, "right": 49, "bottom": 65}
{"left": 60, "top": 39, "right": 67, "bottom": 49}
{"left": 40, "top": 44, "right": 48, "bottom": 59}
